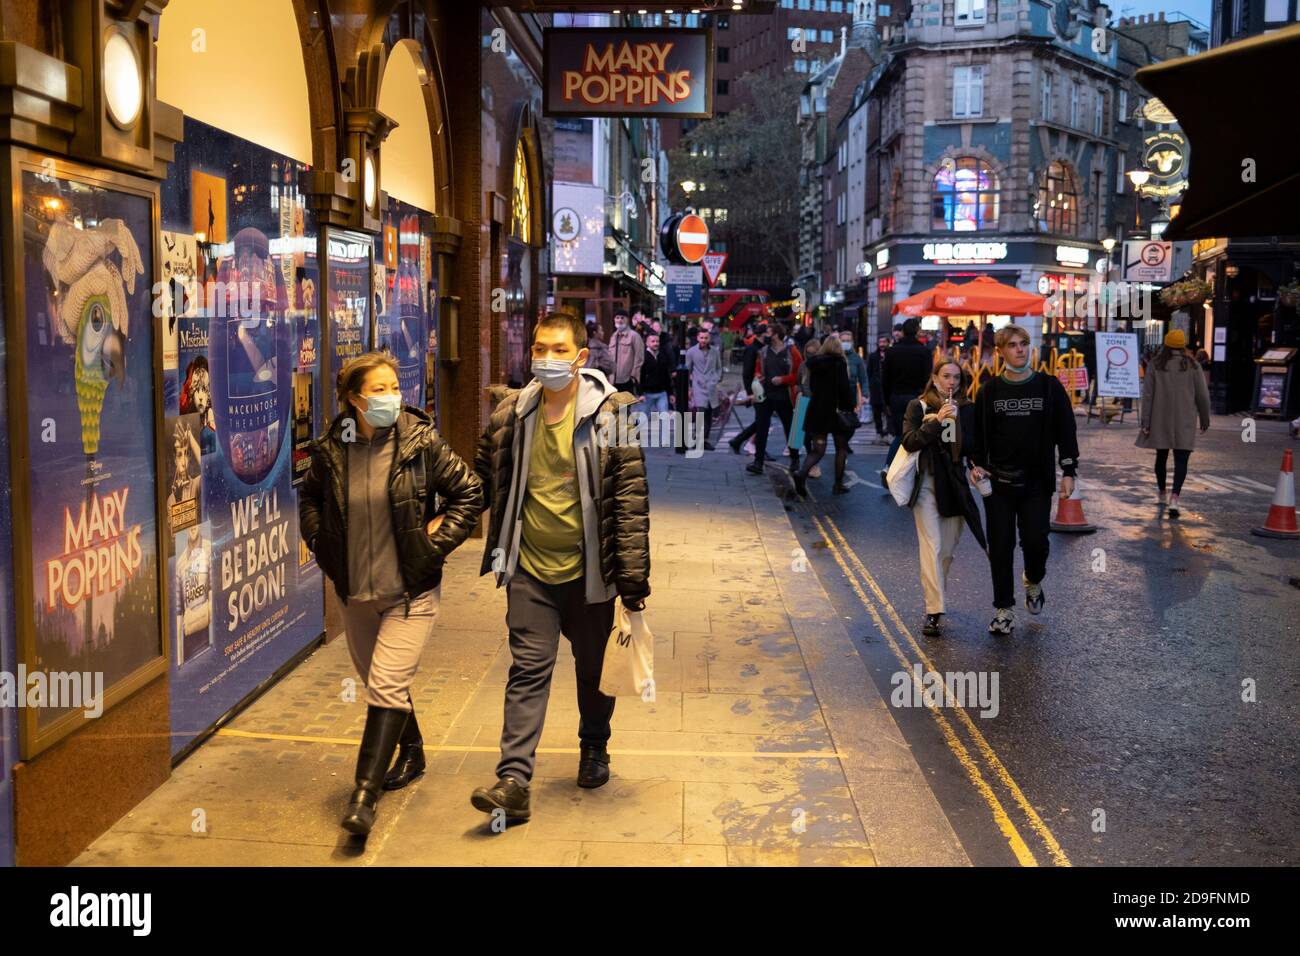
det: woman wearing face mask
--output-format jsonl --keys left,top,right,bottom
{"left": 901, "top": 359, "right": 978, "bottom": 637}
{"left": 299, "top": 351, "right": 483, "bottom": 837}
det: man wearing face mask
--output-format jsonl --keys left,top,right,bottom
{"left": 470, "top": 313, "right": 650, "bottom": 821}
{"left": 299, "top": 351, "right": 484, "bottom": 837}
{"left": 609, "top": 309, "right": 645, "bottom": 395}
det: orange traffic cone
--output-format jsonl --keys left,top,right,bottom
{"left": 1251, "top": 449, "right": 1299, "bottom": 539}
{"left": 1050, "top": 478, "right": 1097, "bottom": 534}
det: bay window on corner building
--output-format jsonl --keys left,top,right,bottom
{"left": 861, "top": 3, "right": 1124, "bottom": 354}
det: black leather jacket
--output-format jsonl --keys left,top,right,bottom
{"left": 298, "top": 407, "right": 483, "bottom": 608}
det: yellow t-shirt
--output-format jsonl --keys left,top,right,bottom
{"left": 518, "top": 397, "right": 584, "bottom": 584}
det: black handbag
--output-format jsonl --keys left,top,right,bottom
{"left": 836, "top": 408, "right": 861, "bottom": 433}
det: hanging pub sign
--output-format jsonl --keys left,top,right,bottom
{"left": 543, "top": 28, "right": 713, "bottom": 118}
{"left": 1140, "top": 131, "right": 1189, "bottom": 198}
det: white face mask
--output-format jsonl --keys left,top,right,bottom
{"left": 532, "top": 357, "right": 579, "bottom": 390}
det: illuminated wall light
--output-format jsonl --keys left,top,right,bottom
{"left": 364, "top": 154, "right": 377, "bottom": 210}
{"left": 103, "top": 30, "right": 143, "bottom": 129}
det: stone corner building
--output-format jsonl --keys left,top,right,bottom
{"left": 814, "top": 0, "right": 1126, "bottom": 349}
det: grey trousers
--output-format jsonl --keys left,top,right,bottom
{"left": 496, "top": 569, "right": 617, "bottom": 784}
{"left": 342, "top": 586, "right": 440, "bottom": 710}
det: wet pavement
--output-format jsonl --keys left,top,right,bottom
{"left": 773, "top": 405, "right": 1300, "bottom": 866}
{"left": 73, "top": 423, "right": 966, "bottom": 867}
{"left": 69, "top": 383, "right": 1300, "bottom": 867}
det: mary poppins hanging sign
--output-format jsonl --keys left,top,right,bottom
{"left": 543, "top": 28, "right": 713, "bottom": 118}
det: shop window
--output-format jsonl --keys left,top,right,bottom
{"left": 931, "top": 156, "right": 999, "bottom": 231}
{"left": 1034, "top": 160, "right": 1080, "bottom": 235}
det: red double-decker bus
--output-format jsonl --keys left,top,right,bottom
{"left": 709, "top": 288, "right": 770, "bottom": 331}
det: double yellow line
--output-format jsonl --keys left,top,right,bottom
{"left": 811, "top": 515, "right": 1071, "bottom": 867}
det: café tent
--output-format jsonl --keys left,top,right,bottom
{"left": 933, "top": 276, "right": 1046, "bottom": 316}
{"left": 892, "top": 281, "right": 965, "bottom": 317}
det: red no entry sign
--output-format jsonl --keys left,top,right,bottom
{"left": 675, "top": 213, "right": 709, "bottom": 263}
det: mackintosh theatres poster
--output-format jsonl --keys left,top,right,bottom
{"left": 162, "top": 120, "right": 325, "bottom": 756}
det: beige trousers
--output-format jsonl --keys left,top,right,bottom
{"left": 912, "top": 474, "right": 965, "bottom": 615}
{"left": 341, "top": 586, "right": 440, "bottom": 709}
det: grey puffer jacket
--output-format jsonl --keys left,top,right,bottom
{"left": 474, "top": 369, "right": 650, "bottom": 606}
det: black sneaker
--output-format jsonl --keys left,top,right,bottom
{"left": 880, "top": 469, "right": 889, "bottom": 490}
{"left": 988, "top": 608, "right": 1014, "bottom": 635}
{"left": 922, "top": 613, "right": 942, "bottom": 637}
{"left": 728, "top": 437, "right": 743, "bottom": 454}
{"left": 1023, "top": 574, "right": 1045, "bottom": 615}
{"left": 792, "top": 473, "right": 809, "bottom": 498}
{"left": 470, "top": 775, "right": 531, "bottom": 821}
{"left": 832, "top": 483, "right": 850, "bottom": 495}
{"left": 745, "top": 462, "right": 765, "bottom": 476}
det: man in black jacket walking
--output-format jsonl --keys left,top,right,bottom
{"left": 639, "top": 331, "right": 675, "bottom": 418}
{"left": 470, "top": 313, "right": 650, "bottom": 822}
{"left": 882, "top": 317, "right": 934, "bottom": 478}
{"left": 969, "top": 324, "right": 1079, "bottom": 636}
{"left": 866, "top": 334, "right": 891, "bottom": 444}
{"left": 728, "top": 323, "right": 769, "bottom": 456}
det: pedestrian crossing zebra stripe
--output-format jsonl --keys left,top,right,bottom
{"left": 1192, "top": 475, "right": 1239, "bottom": 492}
{"left": 1229, "top": 476, "right": 1277, "bottom": 492}
{"left": 1181, "top": 474, "right": 1273, "bottom": 495}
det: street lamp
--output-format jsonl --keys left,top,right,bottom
{"left": 1127, "top": 169, "right": 1151, "bottom": 230}
{"left": 1100, "top": 236, "right": 1119, "bottom": 331}
{"left": 680, "top": 180, "right": 697, "bottom": 195}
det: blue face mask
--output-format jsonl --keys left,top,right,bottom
{"left": 532, "top": 357, "right": 579, "bottom": 391}
{"left": 359, "top": 392, "right": 401, "bottom": 428}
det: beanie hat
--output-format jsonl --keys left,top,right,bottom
{"left": 1164, "top": 329, "right": 1187, "bottom": 349}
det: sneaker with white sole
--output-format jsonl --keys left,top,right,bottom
{"left": 988, "top": 607, "right": 1014, "bottom": 635}
{"left": 1023, "top": 574, "right": 1045, "bottom": 615}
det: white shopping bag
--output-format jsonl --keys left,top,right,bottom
{"left": 885, "top": 447, "right": 920, "bottom": 507}
{"left": 599, "top": 600, "right": 655, "bottom": 700}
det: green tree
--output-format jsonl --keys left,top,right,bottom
{"left": 668, "top": 69, "right": 804, "bottom": 281}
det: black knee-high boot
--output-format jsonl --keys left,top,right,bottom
{"left": 383, "top": 705, "right": 426, "bottom": 791}
{"left": 341, "top": 705, "right": 409, "bottom": 836}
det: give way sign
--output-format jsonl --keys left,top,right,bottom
{"left": 701, "top": 251, "right": 728, "bottom": 286}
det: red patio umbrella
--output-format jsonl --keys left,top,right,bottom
{"left": 891, "top": 281, "right": 965, "bottom": 317}
{"left": 933, "top": 276, "right": 1046, "bottom": 316}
